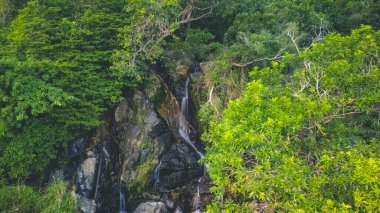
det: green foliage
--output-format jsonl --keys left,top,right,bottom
{"left": 0, "top": 121, "right": 69, "bottom": 179}
{"left": 1, "top": 0, "right": 128, "bottom": 128}
{"left": 0, "top": 184, "right": 40, "bottom": 212}
{"left": 180, "top": 28, "right": 217, "bottom": 60}
{"left": 0, "top": 0, "right": 129, "bottom": 181}
{"left": 204, "top": 26, "right": 380, "bottom": 212}
{"left": 113, "top": 0, "right": 182, "bottom": 79}
{"left": 1, "top": 0, "right": 380, "bottom": 209}
{"left": 0, "top": 180, "right": 77, "bottom": 212}
{"left": 38, "top": 180, "right": 77, "bottom": 213}
{"left": 195, "top": 0, "right": 333, "bottom": 129}
{"left": 330, "top": 0, "right": 380, "bottom": 34}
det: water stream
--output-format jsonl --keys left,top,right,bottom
{"left": 179, "top": 76, "right": 206, "bottom": 211}
{"left": 178, "top": 77, "right": 204, "bottom": 159}
{"left": 153, "top": 160, "right": 162, "bottom": 188}
{"left": 119, "top": 191, "right": 127, "bottom": 213}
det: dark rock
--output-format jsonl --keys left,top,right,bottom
{"left": 58, "top": 80, "right": 211, "bottom": 213}
{"left": 157, "top": 144, "right": 203, "bottom": 190}
{"left": 63, "top": 164, "right": 77, "bottom": 180}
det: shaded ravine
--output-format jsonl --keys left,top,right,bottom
{"left": 153, "top": 73, "right": 208, "bottom": 212}
{"left": 65, "top": 67, "right": 209, "bottom": 212}
{"left": 178, "top": 76, "right": 206, "bottom": 212}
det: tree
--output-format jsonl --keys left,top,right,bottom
{"left": 195, "top": 0, "right": 333, "bottom": 131}
{"left": 113, "top": 0, "right": 219, "bottom": 79}
{"left": 204, "top": 26, "right": 380, "bottom": 212}
{"left": 0, "top": 0, "right": 128, "bottom": 181}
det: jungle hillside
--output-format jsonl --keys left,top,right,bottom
{"left": 0, "top": 0, "right": 379, "bottom": 212}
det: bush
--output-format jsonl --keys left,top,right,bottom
{"left": 0, "top": 181, "right": 76, "bottom": 213}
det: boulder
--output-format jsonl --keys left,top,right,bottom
{"left": 77, "top": 194, "right": 96, "bottom": 213}
{"left": 115, "top": 99, "right": 132, "bottom": 124}
{"left": 157, "top": 144, "right": 203, "bottom": 189}
{"left": 77, "top": 150, "right": 97, "bottom": 198}
{"left": 114, "top": 91, "right": 174, "bottom": 189}
{"left": 133, "top": 201, "right": 168, "bottom": 213}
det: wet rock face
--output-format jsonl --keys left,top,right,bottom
{"left": 157, "top": 144, "right": 203, "bottom": 189}
{"left": 133, "top": 201, "right": 168, "bottom": 213}
{"left": 64, "top": 123, "right": 121, "bottom": 212}
{"left": 64, "top": 85, "right": 210, "bottom": 212}
{"left": 114, "top": 91, "right": 174, "bottom": 189}
{"left": 115, "top": 99, "right": 132, "bottom": 124}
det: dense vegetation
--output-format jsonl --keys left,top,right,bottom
{"left": 204, "top": 26, "right": 380, "bottom": 212}
{"left": 0, "top": 0, "right": 379, "bottom": 212}
{"left": 0, "top": 0, "right": 129, "bottom": 181}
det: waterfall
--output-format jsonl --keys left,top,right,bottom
{"left": 181, "top": 77, "right": 190, "bottom": 120}
{"left": 154, "top": 160, "right": 162, "bottom": 188}
{"left": 94, "top": 144, "right": 104, "bottom": 203}
{"left": 178, "top": 77, "right": 204, "bottom": 159}
{"left": 179, "top": 77, "right": 190, "bottom": 132}
{"left": 119, "top": 191, "right": 127, "bottom": 213}
{"left": 192, "top": 177, "right": 202, "bottom": 210}
{"left": 178, "top": 76, "right": 206, "bottom": 211}
{"left": 179, "top": 129, "right": 204, "bottom": 158}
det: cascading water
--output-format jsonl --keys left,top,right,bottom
{"left": 154, "top": 160, "right": 162, "bottom": 188}
{"left": 192, "top": 177, "right": 202, "bottom": 211}
{"left": 178, "top": 76, "right": 206, "bottom": 211}
{"left": 179, "top": 129, "right": 204, "bottom": 159}
{"left": 119, "top": 191, "right": 127, "bottom": 213}
{"left": 178, "top": 77, "right": 204, "bottom": 158}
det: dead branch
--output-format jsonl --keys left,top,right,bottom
{"left": 179, "top": 0, "right": 219, "bottom": 24}
{"left": 287, "top": 29, "right": 302, "bottom": 53}
{"left": 323, "top": 111, "right": 362, "bottom": 124}
{"left": 231, "top": 48, "right": 285, "bottom": 67}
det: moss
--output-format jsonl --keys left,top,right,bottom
{"left": 128, "top": 155, "right": 156, "bottom": 192}
{"left": 141, "top": 136, "right": 154, "bottom": 150}
{"left": 128, "top": 136, "right": 156, "bottom": 192}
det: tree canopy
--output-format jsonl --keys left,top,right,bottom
{"left": 204, "top": 26, "right": 380, "bottom": 212}
{"left": 0, "top": 0, "right": 379, "bottom": 211}
{"left": 0, "top": 0, "right": 128, "bottom": 180}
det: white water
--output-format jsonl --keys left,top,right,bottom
{"left": 178, "top": 76, "right": 206, "bottom": 211}
{"left": 178, "top": 77, "right": 205, "bottom": 159}
{"left": 179, "top": 129, "right": 205, "bottom": 159}
{"left": 192, "top": 177, "right": 202, "bottom": 210}
{"left": 119, "top": 191, "right": 127, "bottom": 213}
{"left": 154, "top": 160, "right": 162, "bottom": 188}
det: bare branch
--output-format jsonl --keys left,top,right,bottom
{"left": 311, "top": 18, "right": 330, "bottom": 44}
{"left": 179, "top": 0, "right": 219, "bottom": 24}
{"left": 323, "top": 111, "right": 362, "bottom": 124}
{"left": 205, "top": 85, "right": 220, "bottom": 115}
{"left": 231, "top": 48, "right": 285, "bottom": 67}
{"left": 287, "top": 29, "right": 302, "bottom": 53}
